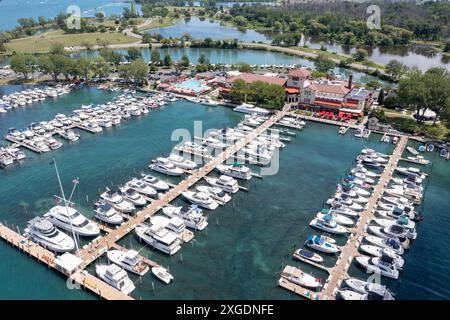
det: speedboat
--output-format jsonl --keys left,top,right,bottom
{"left": 152, "top": 266, "right": 174, "bottom": 284}
{"left": 359, "top": 245, "right": 404, "bottom": 269}
{"left": 150, "top": 215, "right": 193, "bottom": 243}
{"left": 355, "top": 255, "right": 399, "bottom": 279}
{"left": 364, "top": 235, "right": 404, "bottom": 255}
{"left": 281, "top": 265, "right": 322, "bottom": 289}
{"left": 149, "top": 157, "right": 184, "bottom": 176}
{"left": 119, "top": 186, "right": 147, "bottom": 206}
{"left": 126, "top": 178, "right": 157, "bottom": 198}
{"left": 344, "top": 278, "right": 394, "bottom": 299}
{"left": 140, "top": 174, "right": 170, "bottom": 191}
{"left": 181, "top": 190, "right": 219, "bottom": 210}
{"left": 304, "top": 235, "right": 340, "bottom": 254}
{"left": 329, "top": 204, "right": 358, "bottom": 217}
{"left": 95, "top": 264, "right": 135, "bottom": 295}
{"left": 201, "top": 137, "right": 228, "bottom": 149}
{"left": 351, "top": 164, "right": 378, "bottom": 178}
{"left": 24, "top": 217, "right": 75, "bottom": 253}
{"left": 162, "top": 205, "right": 208, "bottom": 231}
{"left": 183, "top": 141, "right": 208, "bottom": 154}
{"left": 316, "top": 209, "right": 354, "bottom": 226}
{"left": 168, "top": 153, "right": 197, "bottom": 170}
{"left": 204, "top": 175, "right": 239, "bottom": 194}
{"left": 373, "top": 217, "right": 415, "bottom": 233}
{"left": 407, "top": 146, "right": 419, "bottom": 156}
{"left": 94, "top": 202, "right": 124, "bottom": 225}
{"left": 135, "top": 223, "right": 182, "bottom": 255}
{"left": 100, "top": 188, "right": 135, "bottom": 213}
{"left": 396, "top": 166, "right": 423, "bottom": 179}
{"left": 294, "top": 249, "right": 323, "bottom": 263}
{"left": 107, "top": 249, "right": 149, "bottom": 276}
{"left": 215, "top": 163, "right": 252, "bottom": 180}
{"left": 196, "top": 185, "right": 231, "bottom": 205}
{"left": 44, "top": 205, "right": 100, "bottom": 237}
{"left": 339, "top": 288, "right": 394, "bottom": 300}
{"left": 310, "top": 214, "right": 348, "bottom": 235}
{"left": 233, "top": 103, "right": 269, "bottom": 115}
{"left": 368, "top": 226, "right": 410, "bottom": 249}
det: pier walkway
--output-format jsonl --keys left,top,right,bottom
{"left": 77, "top": 110, "right": 288, "bottom": 267}
{"left": 319, "top": 136, "right": 408, "bottom": 300}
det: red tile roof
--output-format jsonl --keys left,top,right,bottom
{"left": 229, "top": 73, "right": 286, "bottom": 86}
{"left": 307, "top": 83, "right": 350, "bottom": 96}
{"left": 289, "top": 68, "right": 312, "bottom": 78}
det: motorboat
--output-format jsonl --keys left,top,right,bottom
{"left": 57, "top": 129, "right": 80, "bottom": 142}
{"left": 359, "top": 245, "right": 404, "bottom": 269}
{"left": 310, "top": 214, "right": 348, "bottom": 234}
{"left": 407, "top": 146, "right": 419, "bottom": 156}
{"left": 281, "top": 265, "right": 322, "bottom": 289}
{"left": 294, "top": 249, "right": 324, "bottom": 263}
{"left": 140, "top": 174, "right": 170, "bottom": 191}
{"left": 373, "top": 217, "right": 415, "bottom": 232}
{"left": 317, "top": 209, "right": 354, "bottom": 226}
{"left": 329, "top": 204, "right": 358, "bottom": 217}
{"left": 369, "top": 226, "right": 410, "bottom": 249}
{"left": 24, "top": 217, "right": 75, "bottom": 253}
{"left": 355, "top": 255, "right": 399, "bottom": 279}
{"left": 233, "top": 103, "right": 269, "bottom": 115}
{"left": 200, "top": 137, "right": 228, "bottom": 149}
{"left": 364, "top": 235, "right": 404, "bottom": 255}
{"left": 181, "top": 190, "right": 219, "bottom": 210}
{"left": 149, "top": 157, "right": 184, "bottom": 176}
{"left": 327, "top": 196, "right": 365, "bottom": 211}
{"left": 44, "top": 205, "right": 100, "bottom": 237}
{"left": 350, "top": 172, "right": 376, "bottom": 184}
{"left": 107, "top": 249, "right": 149, "bottom": 276}
{"left": 126, "top": 178, "right": 157, "bottom": 198}
{"left": 215, "top": 163, "right": 252, "bottom": 180}
{"left": 162, "top": 205, "right": 208, "bottom": 231}
{"left": 152, "top": 266, "right": 174, "bottom": 284}
{"left": 395, "top": 166, "right": 424, "bottom": 179}
{"left": 94, "top": 202, "right": 124, "bottom": 225}
{"left": 119, "top": 186, "right": 147, "bottom": 206}
{"left": 304, "top": 235, "right": 340, "bottom": 254}
{"left": 5, "top": 147, "right": 26, "bottom": 161}
{"left": 344, "top": 278, "right": 394, "bottom": 299}
{"left": 6, "top": 128, "right": 26, "bottom": 141}
{"left": 351, "top": 164, "right": 378, "bottom": 178}
{"left": 135, "top": 223, "right": 182, "bottom": 255}
{"left": 150, "top": 215, "right": 193, "bottom": 243}
{"left": 204, "top": 175, "right": 239, "bottom": 194}
{"left": 183, "top": 141, "right": 208, "bottom": 154}
{"left": 100, "top": 188, "right": 135, "bottom": 213}
{"left": 339, "top": 288, "right": 394, "bottom": 300}
{"left": 168, "top": 153, "right": 197, "bottom": 170}
{"left": 95, "top": 264, "right": 135, "bottom": 295}
{"left": 196, "top": 185, "right": 231, "bottom": 205}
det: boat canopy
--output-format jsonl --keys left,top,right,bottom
{"left": 321, "top": 208, "right": 330, "bottom": 215}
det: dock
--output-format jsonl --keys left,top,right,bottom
{"left": 4, "top": 135, "right": 44, "bottom": 153}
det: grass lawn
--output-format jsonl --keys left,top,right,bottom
{"left": 137, "top": 17, "right": 177, "bottom": 32}
{"left": 5, "top": 30, "right": 137, "bottom": 53}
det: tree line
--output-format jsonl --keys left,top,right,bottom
{"left": 229, "top": 78, "right": 285, "bottom": 110}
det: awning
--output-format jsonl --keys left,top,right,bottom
{"left": 285, "top": 87, "right": 300, "bottom": 94}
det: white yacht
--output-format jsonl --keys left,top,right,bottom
{"left": 100, "top": 188, "right": 135, "bottom": 213}
{"left": 95, "top": 264, "right": 135, "bottom": 295}
{"left": 215, "top": 163, "right": 252, "bottom": 180}
{"left": 150, "top": 215, "right": 193, "bottom": 243}
{"left": 5, "top": 147, "right": 26, "bottom": 160}
{"left": 355, "top": 255, "right": 399, "bottom": 279}
{"left": 162, "top": 205, "right": 208, "bottom": 231}
{"left": 329, "top": 204, "right": 358, "bottom": 217}
{"left": 135, "top": 223, "right": 182, "bottom": 255}
{"left": 44, "top": 205, "right": 100, "bottom": 237}
{"left": 200, "top": 137, "right": 228, "bottom": 149}
{"left": 126, "top": 178, "right": 157, "bottom": 198}
{"left": 316, "top": 210, "right": 354, "bottom": 226}
{"left": 152, "top": 266, "right": 174, "bottom": 284}
{"left": 168, "top": 153, "right": 197, "bottom": 170}
{"left": 140, "top": 174, "right": 170, "bottom": 191}
{"left": 395, "top": 166, "right": 424, "bottom": 179}
{"left": 94, "top": 202, "right": 124, "bottom": 225}
{"left": 182, "top": 190, "right": 219, "bottom": 210}
{"left": 204, "top": 175, "right": 239, "bottom": 194}
{"left": 119, "top": 186, "right": 147, "bottom": 206}
{"left": 364, "top": 235, "right": 404, "bottom": 255}
{"left": 107, "top": 249, "right": 149, "bottom": 276}
{"left": 24, "top": 217, "right": 75, "bottom": 253}
{"left": 344, "top": 278, "right": 394, "bottom": 299}
{"left": 309, "top": 214, "right": 348, "bottom": 235}
{"left": 183, "top": 141, "right": 208, "bottom": 154}
{"left": 359, "top": 245, "right": 404, "bottom": 269}
{"left": 304, "top": 235, "right": 340, "bottom": 254}
{"left": 196, "top": 185, "right": 231, "bottom": 205}
{"left": 149, "top": 157, "right": 184, "bottom": 176}
{"left": 233, "top": 103, "right": 269, "bottom": 115}
{"left": 281, "top": 265, "right": 322, "bottom": 289}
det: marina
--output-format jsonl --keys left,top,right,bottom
{"left": 0, "top": 88, "right": 448, "bottom": 300}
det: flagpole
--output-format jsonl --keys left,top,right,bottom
{"left": 52, "top": 158, "right": 80, "bottom": 256}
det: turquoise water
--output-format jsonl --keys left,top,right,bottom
{"left": 0, "top": 85, "right": 449, "bottom": 299}
{"left": 173, "top": 79, "right": 207, "bottom": 93}
{"left": 0, "top": 0, "right": 139, "bottom": 31}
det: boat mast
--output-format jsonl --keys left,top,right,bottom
{"left": 52, "top": 158, "right": 80, "bottom": 256}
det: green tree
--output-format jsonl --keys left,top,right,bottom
{"left": 163, "top": 54, "right": 172, "bottom": 67}
{"left": 151, "top": 49, "right": 161, "bottom": 65}
{"left": 0, "top": 42, "right": 6, "bottom": 53}
{"left": 422, "top": 68, "right": 450, "bottom": 125}
{"left": 397, "top": 68, "right": 426, "bottom": 123}
{"left": 180, "top": 54, "right": 190, "bottom": 68}
{"left": 378, "top": 89, "right": 385, "bottom": 105}
{"left": 352, "top": 48, "right": 368, "bottom": 62}
{"left": 385, "top": 59, "right": 407, "bottom": 80}
{"left": 314, "top": 53, "right": 335, "bottom": 73}
{"left": 230, "top": 79, "right": 249, "bottom": 103}
{"left": 11, "top": 54, "right": 36, "bottom": 79}
{"left": 127, "top": 47, "right": 142, "bottom": 61}
{"left": 198, "top": 54, "right": 208, "bottom": 65}
{"left": 50, "top": 42, "right": 66, "bottom": 55}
